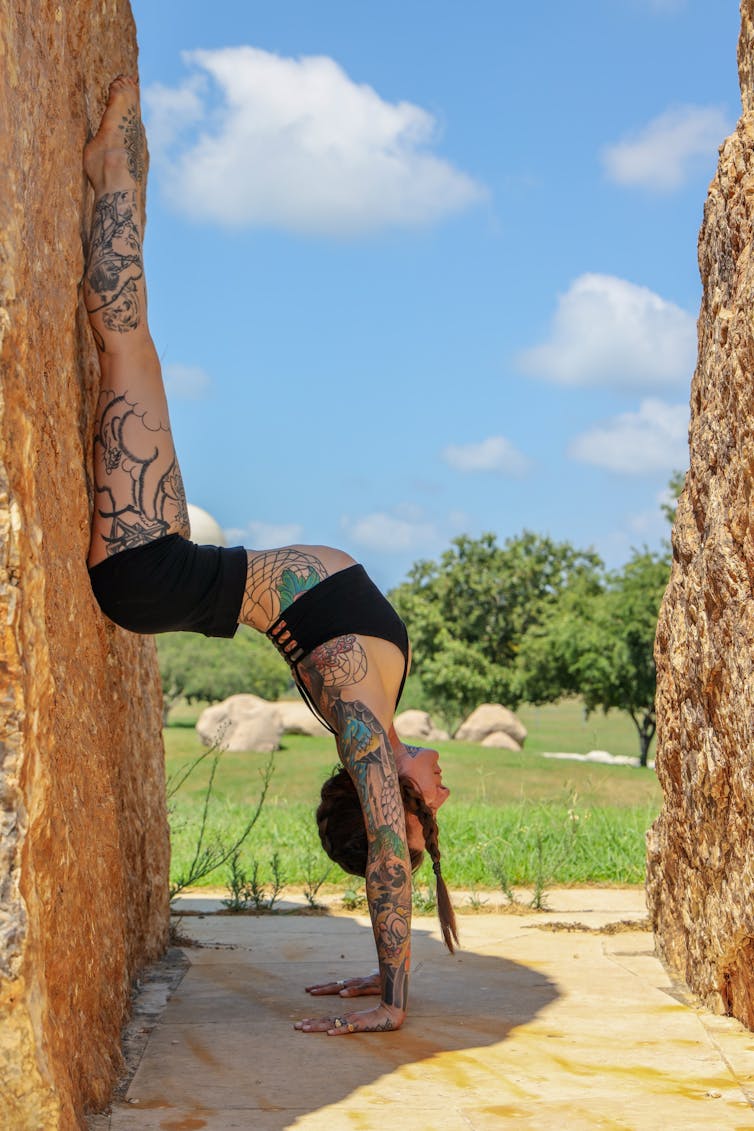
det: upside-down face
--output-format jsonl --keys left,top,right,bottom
{"left": 394, "top": 744, "right": 451, "bottom": 853}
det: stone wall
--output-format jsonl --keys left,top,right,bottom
{"left": 0, "top": 4, "right": 170, "bottom": 1127}
{"left": 647, "top": 0, "right": 754, "bottom": 1029}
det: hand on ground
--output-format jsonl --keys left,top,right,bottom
{"left": 304, "top": 972, "right": 380, "bottom": 998}
{"left": 294, "top": 1002, "right": 405, "bottom": 1035}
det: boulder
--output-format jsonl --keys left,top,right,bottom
{"left": 394, "top": 709, "right": 450, "bottom": 743}
{"left": 455, "top": 703, "right": 527, "bottom": 746}
{"left": 275, "top": 698, "right": 330, "bottom": 737}
{"left": 646, "top": 0, "right": 754, "bottom": 1030}
{"left": 0, "top": 7, "right": 169, "bottom": 1128}
{"left": 197, "top": 694, "right": 284, "bottom": 752}
{"left": 480, "top": 730, "right": 522, "bottom": 751}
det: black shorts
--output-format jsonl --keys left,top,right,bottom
{"left": 266, "top": 563, "right": 410, "bottom": 733}
{"left": 88, "top": 534, "right": 248, "bottom": 638}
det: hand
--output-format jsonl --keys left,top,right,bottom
{"left": 294, "top": 1002, "right": 405, "bottom": 1035}
{"left": 304, "top": 972, "right": 380, "bottom": 998}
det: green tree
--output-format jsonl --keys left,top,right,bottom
{"left": 157, "top": 625, "right": 291, "bottom": 719}
{"left": 660, "top": 469, "right": 687, "bottom": 527}
{"left": 516, "top": 549, "right": 670, "bottom": 766}
{"left": 390, "top": 532, "right": 602, "bottom": 727}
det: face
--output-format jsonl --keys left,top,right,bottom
{"left": 394, "top": 744, "right": 451, "bottom": 854}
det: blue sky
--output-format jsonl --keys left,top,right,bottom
{"left": 130, "top": 0, "right": 741, "bottom": 591}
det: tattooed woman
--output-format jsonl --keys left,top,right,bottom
{"left": 83, "top": 78, "right": 457, "bottom": 1037}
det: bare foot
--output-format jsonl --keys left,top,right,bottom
{"left": 84, "top": 76, "right": 147, "bottom": 199}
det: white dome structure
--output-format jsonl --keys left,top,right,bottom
{"left": 187, "top": 504, "right": 227, "bottom": 547}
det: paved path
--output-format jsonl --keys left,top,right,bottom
{"left": 91, "top": 889, "right": 754, "bottom": 1130}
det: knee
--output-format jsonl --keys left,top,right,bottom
{"left": 173, "top": 516, "right": 191, "bottom": 541}
{"left": 327, "top": 547, "right": 357, "bottom": 571}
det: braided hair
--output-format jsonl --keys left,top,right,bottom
{"left": 399, "top": 776, "right": 458, "bottom": 953}
{"left": 316, "top": 766, "right": 459, "bottom": 953}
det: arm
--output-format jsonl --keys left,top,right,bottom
{"left": 295, "top": 698, "right": 412, "bottom": 1034}
{"left": 293, "top": 638, "right": 412, "bottom": 1035}
{"left": 338, "top": 698, "right": 412, "bottom": 1029}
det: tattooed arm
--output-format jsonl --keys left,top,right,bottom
{"left": 335, "top": 698, "right": 412, "bottom": 1029}
{"left": 293, "top": 638, "right": 412, "bottom": 1035}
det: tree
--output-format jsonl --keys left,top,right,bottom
{"left": 156, "top": 626, "right": 291, "bottom": 719}
{"left": 390, "top": 532, "right": 603, "bottom": 727}
{"left": 516, "top": 549, "right": 670, "bottom": 766}
{"left": 660, "top": 469, "right": 687, "bottom": 527}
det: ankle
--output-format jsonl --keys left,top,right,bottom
{"left": 99, "top": 149, "right": 137, "bottom": 192}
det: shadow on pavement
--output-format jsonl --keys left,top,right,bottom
{"left": 116, "top": 909, "right": 560, "bottom": 1128}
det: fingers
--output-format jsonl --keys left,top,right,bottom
{"left": 304, "top": 980, "right": 343, "bottom": 996}
{"left": 294, "top": 1003, "right": 404, "bottom": 1035}
{"left": 294, "top": 1014, "right": 356, "bottom": 1035}
{"left": 339, "top": 980, "right": 381, "bottom": 997}
{"left": 304, "top": 977, "right": 381, "bottom": 997}
{"left": 328, "top": 1017, "right": 357, "bottom": 1036}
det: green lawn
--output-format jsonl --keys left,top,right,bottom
{"left": 165, "top": 698, "right": 663, "bottom": 896}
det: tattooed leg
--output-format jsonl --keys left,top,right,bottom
{"left": 83, "top": 77, "right": 189, "bottom": 566}
{"left": 238, "top": 544, "right": 354, "bottom": 632}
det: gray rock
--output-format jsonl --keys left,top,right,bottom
{"left": 394, "top": 709, "right": 450, "bottom": 742}
{"left": 480, "top": 730, "right": 522, "bottom": 751}
{"left": 455, "top": 703, "right": 527, "bottom": 746}
{"left": 274, "top": 699, "right": 330, "bottom": 737}
{"left": 196, "top": 694, "right": 284, "bottom": 753}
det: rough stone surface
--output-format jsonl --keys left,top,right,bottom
{"left": 646, "top": 1, "right": 754, "bottom": 1030}
{"left": 0, "top": 6, "right": 170, "bottom": 1128}
{"left": 197, "top": 694, "right": 285, "bottom": 752}
{"left": 454, "top": 703, "right": 527, "bottom": 746}
{"left": 393, "top": 709, "right": 450, "bottom": 743}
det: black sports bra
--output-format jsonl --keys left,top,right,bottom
{"left": 266, "top": 564, "right": 410, "bottom": 733}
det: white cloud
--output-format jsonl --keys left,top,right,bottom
{"left": 226, "top": 520, "right": 304, "bottom": 548}
{"left": 163, "top": 363, "right": 212, "bottom": 399}
{"left": 142, "top": 77, "right": 206, "bottom": 153}
{"left": 342, "top": 511, "right": 437, "bottom": 553}
{"left": 144, "top": 46, "right": 486, "bottom": 235}
{"left": 517, "top": 274, "right": 696, "bottom": 389}
{"left": 568, "top": 399, "right": 689, "bottom": 474}
{"left": 442, "top": 435, "right": 531, "bottom": 476}
{"left": 627, "top": 487, "right": 675, "bottom": 536}
{"left": 602, "top": 104, "right": 730, "bottom": 193}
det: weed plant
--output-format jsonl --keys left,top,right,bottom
{"left": 165, "top": 700, "right": 662, "bottom": 895}
{"left": 167, "top": 744, "right": 274, "bottom": 900}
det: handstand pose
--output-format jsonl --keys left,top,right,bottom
{"left": 83, "top": 77, "right": 456, "bottom": 1036}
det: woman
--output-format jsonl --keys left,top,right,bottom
{"left": 83, "top": 77, "right": 456, "bottom": 1036}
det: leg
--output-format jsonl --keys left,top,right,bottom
{"left": 238, "top": 543, "right": 355, "bottom": 633}
{"left": 84, "top": 77, "right": 189, "bottom": 568}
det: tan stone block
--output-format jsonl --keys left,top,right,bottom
{"left": 647, "top": 0, "right": 754, "bottom": 1035}
{"left": 0, "top": 4, "right": 170, "bottom": 1126}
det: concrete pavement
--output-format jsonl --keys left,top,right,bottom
{"left": 90, "top": 889, "right": 754, "bottom": 1130}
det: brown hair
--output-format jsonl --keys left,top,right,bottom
{"left": 316, "top": 766, "right": 459, "bottom": 953}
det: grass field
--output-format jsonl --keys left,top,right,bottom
{"left": 165, "top": 698, "right": 663, "bottom": 898}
